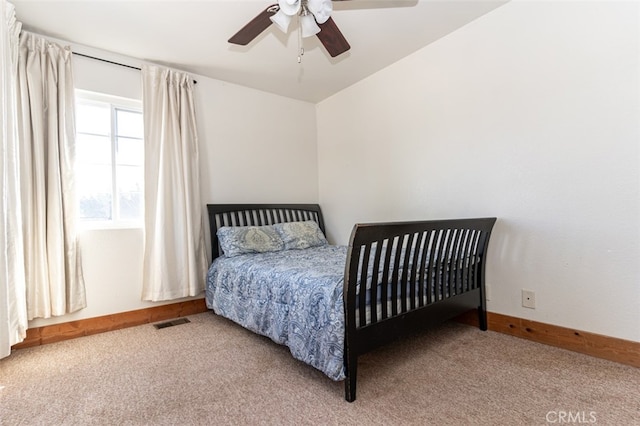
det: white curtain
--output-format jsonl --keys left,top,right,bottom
{"left": 0, "top": 0, "right": 27, "bottom": 359}
{"left": 16, "top": 32, "right": 86, "bottom": 319}
{"left": 141, "top": 65, "right": 207, "bottom": 301}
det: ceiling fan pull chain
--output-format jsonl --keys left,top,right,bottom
{"left": 297, "top": 17, "right": 304, "bottom": 64}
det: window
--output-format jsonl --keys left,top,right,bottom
{"left": 75, "top": 91, "right": 144, "bottom": 227}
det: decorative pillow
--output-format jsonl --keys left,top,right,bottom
{"left": 217, "top": 225, "right": 284, "bottom": 257}
{"left": 274, "top": 221, "right": 328, "bottom": 250}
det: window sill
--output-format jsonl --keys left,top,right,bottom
{"left": 78, "top": 221, "right": 143, "bottom": 231}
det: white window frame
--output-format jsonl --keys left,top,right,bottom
{"left": 75, "top": 90, "right": 144, "bottom": 230}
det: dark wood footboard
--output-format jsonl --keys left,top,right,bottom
{"left": 205, "top": 204, "right": 496, "bottom": 402}
{"left": 343, "top": 218, "right": 497, "bottom": 402}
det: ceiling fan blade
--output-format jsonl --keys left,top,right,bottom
{"left": 228, "top": 4, "right": 278, "bottom": 45}
{"left": 316, "top": 17, "right": 351, "bottom": 57}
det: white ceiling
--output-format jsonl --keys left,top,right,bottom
{"left": 11, "top": 0, "right": 508, "bottom": 103}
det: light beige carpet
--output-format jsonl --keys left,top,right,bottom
{"left": 1, "top": 312, "right": 638, "bottom": 425}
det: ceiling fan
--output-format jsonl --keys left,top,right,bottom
{"left": 229, "top": 0, "right": 351, "bottom": 58}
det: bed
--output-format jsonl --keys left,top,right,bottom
{"left": 205, "top": 203, "right": 496, "bottom": 402}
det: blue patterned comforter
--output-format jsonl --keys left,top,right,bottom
{"left": 205, "top": 245, "right": 348, "bottom": 381}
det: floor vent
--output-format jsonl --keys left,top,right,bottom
{"left": 153, "top": 318, "right": 191, "bottom": 329}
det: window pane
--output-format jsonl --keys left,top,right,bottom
{"left": 117, "top": 165, "right": 143, "bottom": 220}
{"left": 116, "top": 109, "right": 143, "bottom": 139}
{"left": 79, "top": 193, "right": 112, "bottom": 221}
{"left": 76, "top": 134, "right": 111, "bottom": 165}
{"left": 118, "top": 191, "right": 143, "bottom": 220}
{"left": 116, "top": 165, "right": 143, "bottom": 192}
{"left": 78, "top": 164, "right": 113, "bottom": 220}
{"left": 77, "top": 163, "right": 112, "bottom": 198}
{"left": 76, "top": 103, "right": 110, "bottom": 135}
{"left": 75, "top": 91, "right": 144, "bottom": 225}
{"left": 116, "top": 137, "right": 143, "bottom": 166}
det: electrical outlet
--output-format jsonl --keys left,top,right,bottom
{"left": 522, "top": 289, "right": 536, "bottom": 309}
{"left": 484, "top": 284, "right": 491, "bottom": 301}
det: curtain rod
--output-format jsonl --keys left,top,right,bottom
{"left": 72, "top": 52, "right": 198, "bottom": 84}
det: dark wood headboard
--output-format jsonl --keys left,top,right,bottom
{"left": 207, "top": 204, "right": 325, "bottom": 262}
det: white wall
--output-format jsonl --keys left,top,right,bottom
{"left": 317, "top": 0, "right": 640, "bottom": 342}
{"left": 27, "top": 1, "right": 640, "bottom": 343}
{"left": 31, "top": 43, "right": 318, "bottom": 327}
{"left": 197, "top": 78, "right": 318, "bottom": 204}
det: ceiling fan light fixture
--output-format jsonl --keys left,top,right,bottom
{"left": 270, "top": 9, "right": 292, "bottom": 33}
{"left": 307, "top": 0, "right": 332, "bottom": 24}
{"left": 278, "top": 0, "right": 301, "bottom": 16}
{"left": 300, "top": 13, "right": 321, "bottom": 38}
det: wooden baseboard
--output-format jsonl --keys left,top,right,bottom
{"left": 456, "top": 310, "right": 640, "bottom": 368}
{"left": 11, "top": 299, "right": 209, "bottom": 350}
{"left": 12, "top": 302, "right": 639, "bottom": 370}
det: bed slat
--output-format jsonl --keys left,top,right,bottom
{"left": 369, "top": 240, "right": 383, "bottom": 324}
{"left": 417, "top": 231, "right": 430, "bottom": 307}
